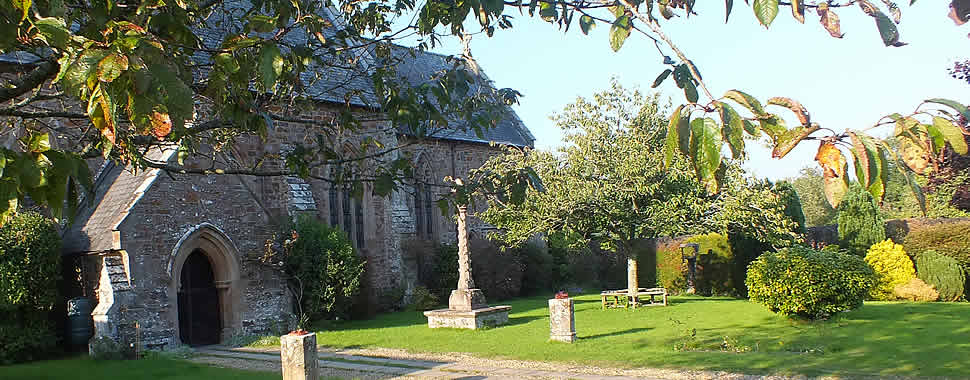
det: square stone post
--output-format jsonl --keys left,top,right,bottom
{"left": 281, "top": 332, "right": 318, "bottom": 380}
{"left": 548, "top": 298, "right": 576, "bottom": 343}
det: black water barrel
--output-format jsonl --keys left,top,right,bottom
{"left": 67, "top": 297, "right": 93, "bottom": 347}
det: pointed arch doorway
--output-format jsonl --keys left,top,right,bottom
{"left": 178, "top": 249, "right": 221, "bottom": 346}
{"left": 169, "top": 224, "right": 241, "bottom": 346}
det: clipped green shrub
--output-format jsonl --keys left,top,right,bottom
{"left": 903, "top": 221, "right": 970, "bottom": 267}
{"left": 657, "top": 248, "right": 686, "bottom": 294}
{"left": 893, "top": 278, "right": 939, "bottom": 302}
{"left": 915, "top": 250, "right": 965, "bottom": 302}
{"left": 838, "top": 186, "right": 886, "bottom": 256}
{"left": 746, "top": 246, "right": 876, "bottom": 319}
{"left": 688, "top": 233, "right": 734, "bottom": 296}
{"left": 286, "top": 215, "right": 365, "bottom": 321}
{"left": 0, "top": 212, "right": 62, "bottom": 364}
{"left": 865, "top": 240, "right": 916, "bottom": 301}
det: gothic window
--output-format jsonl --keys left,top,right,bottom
{"left": 328, "top": 186, "right": 339, "bottom": 228}
{"left": 327, "top": 183, "right": 366, "bottom": 250}
{"left": 354, "top": 198, "right": 364, "bottom": 248}
{"left": 413, "top": 157, "right": 435, "bottom": 240}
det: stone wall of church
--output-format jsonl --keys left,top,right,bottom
{"left": 117, "top": 168, "right": 293, "bottom": 349}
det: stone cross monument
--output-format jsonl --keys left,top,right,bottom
{"left": 424, "top": 180, "right": 510, "bottom": 329}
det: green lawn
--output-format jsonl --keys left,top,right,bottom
{"left": 286, "top": 294, "right": 970, "bottom": 378}
{"left": 0, "top": 357, "right": 278, "bottom": 380}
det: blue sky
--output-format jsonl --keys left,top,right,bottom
{"left": 396, "top": 2, "right": 966, "bottom": 180}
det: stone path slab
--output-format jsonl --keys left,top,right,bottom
{"left": 196, "top": 346, "right": 661, "bottom": 380}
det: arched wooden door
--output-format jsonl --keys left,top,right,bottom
{"left": 177, "top": 249, "right": 222, "bottom": 346}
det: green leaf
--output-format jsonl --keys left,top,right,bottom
{"left": 723, "top": 89, "right": 765, "bottom": 116}
{"left": 651, "top": 69, "right": 672, "bottom": 88}
{"left": 12, "top": 0, "right": 30, "bottom": 21}
{"left": 247, "top": 14, "right": 278, "bottom": 33}
{"left": 683, "top": 81, "right": 698, "bottom": 103}
{"left": 664, "top": 105, "right": 685, "bottom": 168}
{"left": 97, "top": 53, "right": 129, "bottom": 83}
{"left": 690, "top": 117, "right": 722, "bottom": 192}
{"left": 926, "top": 98, "right": 970, "bottom": 122}
{"left": 437, "top": 198, "right": 451, "bottom": 217}
{"left": 771, "top": 124, "right": 820, "bottom": 159}
{"left": 752, "top": 0, "right": 779, "bottom": 28}
{"left": 924, "top": 123, "right": 945, "bottom": 155}
{"left": 724, "top": 0, "right": 733, "bottom": 23}
{"left": 373, "top": 172, "right": 394, "bottom": 196}
{"left": 715, "top": 102, "right": 745, "bottom": 159}
{"left": 258, "top": 43, "right": 284, "bottom": 92}
{"left": 34, "top": 17, "right": 71, "bottom": 49}
{"left": 26, "top": 133, "right": 51, "bottom": 153}
{"left": 539, "top": 1, "right": 558, "bottom": 22}
{"left": 0, "top": 180, "right": 17, "bottom": 225}
{"left": 609, "top": 15, "right": 631, "bottom": 52}
{"left": 579, "top": 15, "right": 595, "bottom": 35}
{"left": 933, "top": 116, "right": 968, "bottom": 155}
{"left": 897, "top": 158, "right": 927, "bottom": 216}
{"left": 873, "top": 11, "right": 901, "bottom": 46}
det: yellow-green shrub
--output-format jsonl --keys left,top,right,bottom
{"left": 893, "top": 278, "right": 939, "bottom": 302}
{"left": 687, "top": 233, "right": 734, "bottom": 296}
{"left": 865, "top": 240, "right": 916, "bottom": 300}
{"left": 746, "top": 246, "right": 876, "bottom": 319}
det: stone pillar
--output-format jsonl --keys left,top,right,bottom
{"left": 548, "top": 298, "right": 576, "bottom": 343}
{"left": 281, "top": 333, "right": 319, "bottom": 380}
{"left": 449, "top": 204, "right": 486, "bottom": 311}
{"left": 455, "top": 205, "right": 475, "bottom": 290}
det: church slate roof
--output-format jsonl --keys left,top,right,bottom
{"left": 62, "top": 149, "right": 175, "bottom": 253}
{"left": 388, "top": 46, "right": 535, "bottom": 148}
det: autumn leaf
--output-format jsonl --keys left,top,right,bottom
{"left": 816, "top": 3, "right": 844, "bottom": 38}
{"left": 767, "top": 97, "right": 810, "bottom": 126}
{"left": 151, "top": 111, "right": 173, "bottom": 140}
{"left": 790, "top": 0, "right": 805, "bottom": 24}
{"left": 814, "top": 142, "right": 849, "bottom": 207}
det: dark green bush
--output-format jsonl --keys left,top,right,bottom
{"left": 915, "top": 250, "right": 966, "bottom": 302}
{"left": 687, "top": 233, "right": 734, "bottom": 296}
{"left": 746, "top": 246, "right": 876, "bottom": 319}
{"left": 470, "top": 237, "right": 524, "bottom": 300}
{"left": 904, "top": 221, "right": 970, "bottom": 267}
{"left": 518, "top": 241, "right": 560, "bottom": 295}
{"left": 0, "top": 212, "right": 62, "bottom": 364}
{"left": 285, "top": 215, "right": 365, "bottom": 321}
{"left": 775, "top": 181, "right": 807, "bottom": 235}
{"left": 838, "top": 186, "right": 886, "bottom": 256}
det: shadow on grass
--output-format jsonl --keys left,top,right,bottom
{"left": 505, "top": 315, "right": 543, "bottom": 327}
{"left": 582, "top": 327, "right": 652, "bottom": 340}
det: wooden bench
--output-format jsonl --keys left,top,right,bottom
{"left": 600, "top": 287, "right": 667, "bottom": 309}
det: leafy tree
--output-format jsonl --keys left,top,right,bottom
{"left": 2, "top": 0, "right": 968, "bottom": 229}
{"left": 479, "top": 81, "right": 714, "bottom": 293}
{"left": 790, "top": 167, "right": 838, "bottom": 227}
{"left": 838, "top": 185, "right": 886, "bottom": 256}
{"left": 0, "top": 0, "right": 528, "bottom": 224}
{"left": 717, "top": 176, "right": 803, "bottom": 296}
{"left": 774, "top": 181, "right": 806, "bottom": 235}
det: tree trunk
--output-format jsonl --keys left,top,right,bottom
{"left": 456, "top": 205, "right": 475, "bottom": 290}
{"left": 627, "top": 257, "right": 639, "bottom": 295}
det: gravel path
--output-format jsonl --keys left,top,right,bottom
{"left": 191, "top": 345, "right": 898, "bottom": 380}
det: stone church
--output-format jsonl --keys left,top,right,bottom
{"left": 56, "top": 7, "right": 534, "bottom": 350}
